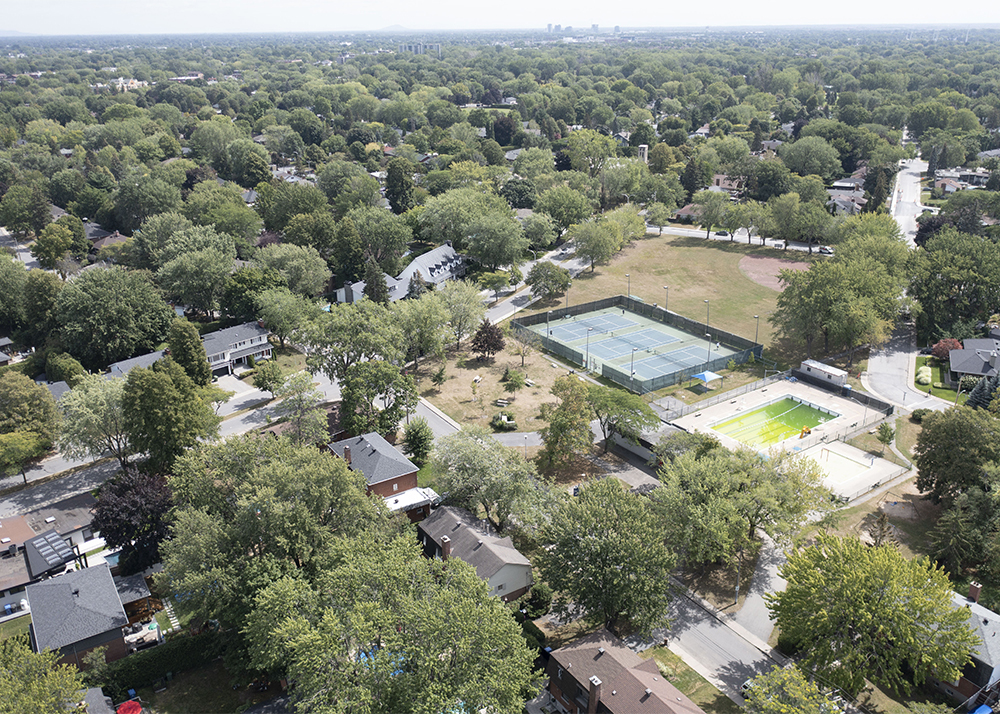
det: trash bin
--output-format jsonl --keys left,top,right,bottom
{"left": 842, "top": 383, "right": 852, "bottom": 398}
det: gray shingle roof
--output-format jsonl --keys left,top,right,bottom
{"left": 27, "top": 564, "right": 127, "bottom": 651}
{"left": 45, "top": 381, "right": 70, "bottom": 401}
{"left": 202, "top": 321, "right": 270, "bottom": 358}
{"left": 108, "top": 350, "right": 166, "bottom": 378}
{"left": 952, "top": 591, "right": 1000, "bottom": 669}
{"left": 328, "top": 432, "right": 416, "bottom": 487}
{"left": 418, "top": 506, "right": 530, "bottom": 580}
{"left": 950, "top": 348, "right": 999, "bottom": 378}
{"left": 114, "top": 573, "right": 151, "bottom": 605}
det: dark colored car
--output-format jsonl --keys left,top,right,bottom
{"left": 715, "top": 230, "right": 729, "bottom": 236}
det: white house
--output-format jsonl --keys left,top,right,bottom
{"left": 202, "top": 322, "right": 273, "bottom": 375}
{"left": 337, "top": 242, "right": 467, "bottom": 304}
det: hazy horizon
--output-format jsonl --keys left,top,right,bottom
{"left": 3, "top": 0, "right": 998, "bottom": 37}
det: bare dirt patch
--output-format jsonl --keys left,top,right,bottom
{"left": 738, "top": 254, "right": 810, "bottom": 291}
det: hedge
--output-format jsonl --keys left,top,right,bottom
{"left": 101, "top": 632, "right": 220, "bottom": 702}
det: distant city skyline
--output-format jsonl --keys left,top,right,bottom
{"left": 2, "top": 0, "right": 998, "bottom": 37}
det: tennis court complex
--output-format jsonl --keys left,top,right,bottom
{"left": 520, "top": 298, "right": 752, "bottom": 392}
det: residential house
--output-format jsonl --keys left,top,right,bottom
{"left": 417, "top": 506, "right": 532, "bottom": 602}
{"left": 948, "top": 328, "right": 1000, "bottom": 384}
{"left": 935, "top": 178, "right": 963, "bottom": 195}
{"left": 24, "top": 492, "right": 99, "bottom": 550}
{"left": 90, "top": 231, "right": 127, "bottom": 254}
{"left": 546, "top": 629, "right": 706, "bottom": 714}
{"left": 689, "top": 123, "right": 710, "bottom": 139}
{"left": 710, "top": 174, "right": 743, "bottom": 198}
{"left": 826, "top": 187, "right": 867, "bottom": 215}
{"left": 27, "top": 564, "right": 128, "bottom": 667}
{"left": 831, "top": 177, "right": 864, "bottom": 192}
{"left": 44, "top": 380, "right": 71, "bottom": 401}
{"left": 930, "top": 585, "right": 1000, "bottom": 705}
{"left": 328, "top": 432, "right": 438, "bottom": 521}
{"left": 760, "top": 139, "right": 783, "bottom": 152}
{"left": 107, "top": 350, "right": 166, "bottom": 379}
{"left": 338, "top": 242, "right": 468, "bottom": 304}
{"left": 202, "top": 321, "right": 273, "bottom": 375}
{"left": 0, "top": 337, "right": 12, "bottom": 366}
{"left": 673, "top": 203, "right": 699, "bottom": 223}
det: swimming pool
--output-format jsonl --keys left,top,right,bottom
{"left": 712, "top": 396, "right": 838, "bottom": 447}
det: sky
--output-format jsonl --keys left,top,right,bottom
{"left": 2, "top": 0, "right": 999, "bottom": 36}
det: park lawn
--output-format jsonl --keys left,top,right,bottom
{"left": 0, "top": 614, "right": 30, "bottom": 641}
{"left": 894, "top": 414, "right": 922, "bottom": 463}
{"left": 137, "top": 660, "right": 280, "bottom": 714}
{"left": 522, "top": 233, "right": 818, "bottom": 368}
{"left": 639, "top": 647, "right": 742, "bottom": 714}
{"left": 418, "top": 339, "right": 568, "bottom": 433}
{"left": 914, "top": 357, "right": 967, "bottom": 405}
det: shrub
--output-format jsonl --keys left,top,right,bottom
{"left": 521, "top": 618, "right": 547, "bottom": 650}
{"left": 727, "top": 359, "right": 737, "bottom": 371}
{"left": 916, "top": 365, "right": 932, "bottom": 385}
{"left": 933, "top": 382, "right": 943, "bottom": 389}
{"left": 910, "top": 408, "right": 931, "bottom": 423}
{"left": 525, "top": 581, "right": 553, "bottom": 618}
{"left": 490, "top": 411, "right": 517, "bottom": 432}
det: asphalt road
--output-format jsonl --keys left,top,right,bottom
{"left": 0, "top": 226, "right": 40, "bottom": 269}
{"left": 891, "top": 158, "right": 929, "bottom": 247}
{"left": 865, "top": 323, "right": 950, "bottom": 412}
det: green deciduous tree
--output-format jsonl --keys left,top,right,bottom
{"left": 392, "top": 292, "right": 449, "bottom": 372}
{"left": 123, "top": 358, "right": 220, "bottom": 472}
{"left": 692, "top": 189, "right": 732, "bottom": 238}
{"left": 538, "top": 478, "right": 674, "bottom": 636}
{"left": 58, "top": 374, "right": 132, "bottom": 470}
{"left": 385, "top": 156, "right": 415, "bottom": 214}
{"left": 252, "top": 360, "right": 284, "bottom": 398}
{"left": 273, "top": 372, "right": 328, "bottom": 446}
{"left": 44, "top": 352, "right": 86, "bottom": 388}
{"left": 402, "top": 417, "right": 434, "bottom": 466}
{"left": 914, "top": 406, "right": 1000, "bottom": 503}
{"left": 439, "top": 280, "right": 486, "bottom": 350}
{"left": 568, "top": 220, "right": 620, "bottom": 271}
{"left": 0, "top": 183, "right": 51, "bottom": 237}
{"left": 535, "top": 185, "right": 594, "bottom": 232}
{"left": 0, "top": 635, "right": 85, "bottom": 714}
{"left": 0, "top": 371, "right": 60, "bottom": 447}
{"left": 0, "top": 432, "right": 47, "bottom": 485}
{"left": 525, "top": 261, "right": 571, "bottom": 301}
{"left": 652, "top": 448, "right": 829, "bottom": 568}
{"left": 418, "top": 187, "right": 512, "bottom": 251}
{"left": 56, "top": 266, "right": 174, "bottom": 369}
{"left": 255, "top": 287, "right": 319, "bottom": 349}
{"left": 433, "top": 426, "right": 559, "bottom": 533}
{"left": 346, "top": 205, "right": 413, "bottom": 275}
{"left": 470, "top": 318, "right": 505, "bottom": 360}
{"left": 341, "top": 359, "right": 418, "bottom": 437}
{"left": 539, "top": 375, "right": 594, "bottom": 466}
{"left": 566, "top": 128, "right": 617, "bottom": 178}
{"left": 586, "top": 384, "right": 660, "bottom": 453}
{"left": 299, "top": 299, "right": 403, "bottom": 384}
{"left": 29, "top": 223, "right": 73, "bottom": 272}
{"left": 744, "top": 665, "right": 844, "bottom": 714}
{"left": 254, "top": 243, "right": 331, "bottom": 298}
{"left": 779, "top": 136, "right": 843, "bottom": 181}
{"left": 766, "top": 533, "right": 978, "bottom": 696}
{"left": 467, "top": 212, "right": 528, "bottom": 271}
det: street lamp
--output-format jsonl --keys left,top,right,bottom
{"left": 586, "top": 327, "right": 593, "bottom": 370}
{"left": 524, "top": 434, "right": 528, "bottom": 459}
{"left": 547, "top": 310, "right": 552, "bottom": 337}
{"left": 626, "top": 273, "right": 631, "bottom": 299}
{"left": 706, "top": 332, "right": 712, "bottom": 361}
{"left": 704, "top": 299, "right": 710, "bottom": 329}
{"left": 663, "top": 286, "right": 669, "bottom": 312}
{"left": 753, "top": 314, "right": 760, "bottom": 346}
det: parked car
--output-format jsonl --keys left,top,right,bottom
{"left": 817, "top": 245, "right": 834, "bottom": 255}
{"left": 715, "top": 230, "right": 730, "bottom": 236}
{"left": 741, "top": 679, "right": 755, "bottom": 697}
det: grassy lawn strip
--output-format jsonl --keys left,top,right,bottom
{"left": 914, "top": 356, "right": 967, "bottom": 404}
{"left": 639, "top": 647, "right": 742, "bottom": 713}
{"left": 894, "top": 414, "right": 921, "bottom": 463}
{"left": 0, "top": 614, "right": 30, "bottom": 641}
{"left": 846, "top": 431, "right": 910, "bottom": 469}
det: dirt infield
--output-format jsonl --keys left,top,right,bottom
{"left": 738, "top": 254, "right": 810, "bottom": 290}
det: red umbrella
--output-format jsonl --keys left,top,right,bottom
{"left": 117, "top": 701, "right": 142, "bottom": 714}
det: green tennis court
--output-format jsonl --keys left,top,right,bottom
{"left": 712, "top": 396, "right": 838, "bottom": 447}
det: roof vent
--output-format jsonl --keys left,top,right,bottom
{"left": 72, "top": 588, "right": 80, "bottom": 597}
{"left": 598, "top": 647, "right": 605, "bottom": 655}
{"left": 611, "top": 690, "right": 616, "bottom": 695}
{"left": 645, "top": 689, "right": 652, "bottom": 695}
{"left": 44, "top": 517, "right": 56, "bottom": 524}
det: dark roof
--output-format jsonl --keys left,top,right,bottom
{"left": 114, "top": 573, "right": 151, "bottom": 605}
{"left": 27, "top": 564, "right": 127, "bottom": 652}
{"left": 81, "top": 688, "right": 116, "bottom": 714}
{"left": 952, "top": 592, "right": 1000, "bottom": 669}
{"left": 0, "top": 351, "right": 10, "bottom": 365}
{"left": 108, "top": 350, "right": 166, "bottom": 378}
{"left": 0, "top": 549, "right": 31, "bottom": 593}
{"left": 328, "top": 432, "right": 416, "bottom": 487}
{"left": 550, "top": 629, "right": 706, "bottom": 714}
{"left": 45, "top": 380, "right": 70, "bottom": 401}
{"left": 950, "top": 348, "right": 999, "bottom": 378}
{"left": 25, "top": 492, "right": 96, "bottom": 538}
{"left": 202, "top": 321, "right": 270, "bottom": 358}
{"left": 418, "top": 506, "right": 530, "bottom": 579}
{"left": 24, "top": 529, "right": 75, "bottom": 578}
{"left": 0, "top": 337, "right": 13, "bottom": 349}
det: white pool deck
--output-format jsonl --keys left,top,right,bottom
{"left": 671, "top": 380, "right": 904, "bottom": 501}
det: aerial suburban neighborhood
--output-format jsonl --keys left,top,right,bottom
{"left": 1, "top": 15, "right": 1000, "bottom": 714}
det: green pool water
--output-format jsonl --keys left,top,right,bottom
{"left": 712, "top": 397, "right": 837, "bottom": 447}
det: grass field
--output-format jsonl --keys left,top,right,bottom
{"left": 0, "top": 614, "right": 30, "bottom": 641}
{"left": 137, "top": 660, "right": 281, "bottom": 714}
{"left": 525, "top": 233, "right": 812, "bottom": 363}
{"left": 639, "top": 647, "right": 742, "bottom": 713}
{"left": 914, "top": 357, "right": 967, "bottom": 404}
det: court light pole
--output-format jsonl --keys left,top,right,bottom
{"left": 663, "top": 285, "right": 669, "bottom": 312}
{"left": 704, "top": 299, "right": 710, "bottom": 329}
{"left": 631, "top": 348, "right": 638, "bottom": 391}
{"left": 706, "top": 332, "right": 712, "bottom": 361}
{"left": 524, "top": 434, "right": 528, "bottom": 459}
{"left": 586, "top": 327, "right": 593, "bottom": 371}
{"left": 547, "top": 310, "right": 552, "bottom": 336}
{"left": 626, "top": 273, "right": 631, "bottom": 299}
{"left": 754, "top": 314, "right": 760, "bottom": 346}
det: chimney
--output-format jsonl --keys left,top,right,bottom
{"left": 970, "top": 581, "right": 983, "bottom": 603}
{"left": 440, "top": 535, "right": 451, "bottom": 561}
{"left": 587, "top": 676, "right": 602, "bottom": 714}
{"left": 343, "top": 446, "right": 351, "bottom": 466}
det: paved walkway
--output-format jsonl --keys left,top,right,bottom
{"left": 731, "top": 533, "right": 786, "bottom": 644}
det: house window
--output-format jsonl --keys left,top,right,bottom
{"left": 557, "top": 667, "right": 563, "bottom": 680}
{"left": 393, "top": 483, "right": 398, "bottom": 491}
{"left": 496, "top": 583, "right": 505, "bottom": 591}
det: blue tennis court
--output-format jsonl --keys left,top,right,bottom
{"left": 631, "top": 345, "right": 718, "bottom": 380}
{"left": 588, "top": 328, "right": 679, "bottom": 361}
{"left": 548, "top": 314, "right": 636, "bottom": 342}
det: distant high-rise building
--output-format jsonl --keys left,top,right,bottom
{"left": 547, "top": 23, "right": 552, "bottom": 33}
{"left": 554, "top": 24, "right": 562, "bottom": 33}
{"left": 592, "top": 24, "right": 599, "bottom": 33}
{"left": 565, "top": 26, "right": 573, "bottom": 33}
{"left": 614, "top": 25, "right": 620, "bottom": 33}
{"left": 398, "top": 43, "right": 442, "bottom": 58}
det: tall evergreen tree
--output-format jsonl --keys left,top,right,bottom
{"left": 966, "top": 373, "right": 1000, "bottom": 410}
{"left": 362, "top": 257, "right": 389, "bottom": 305}
{"left": 167, "top": 318, "right": 212, "bottom": 386}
